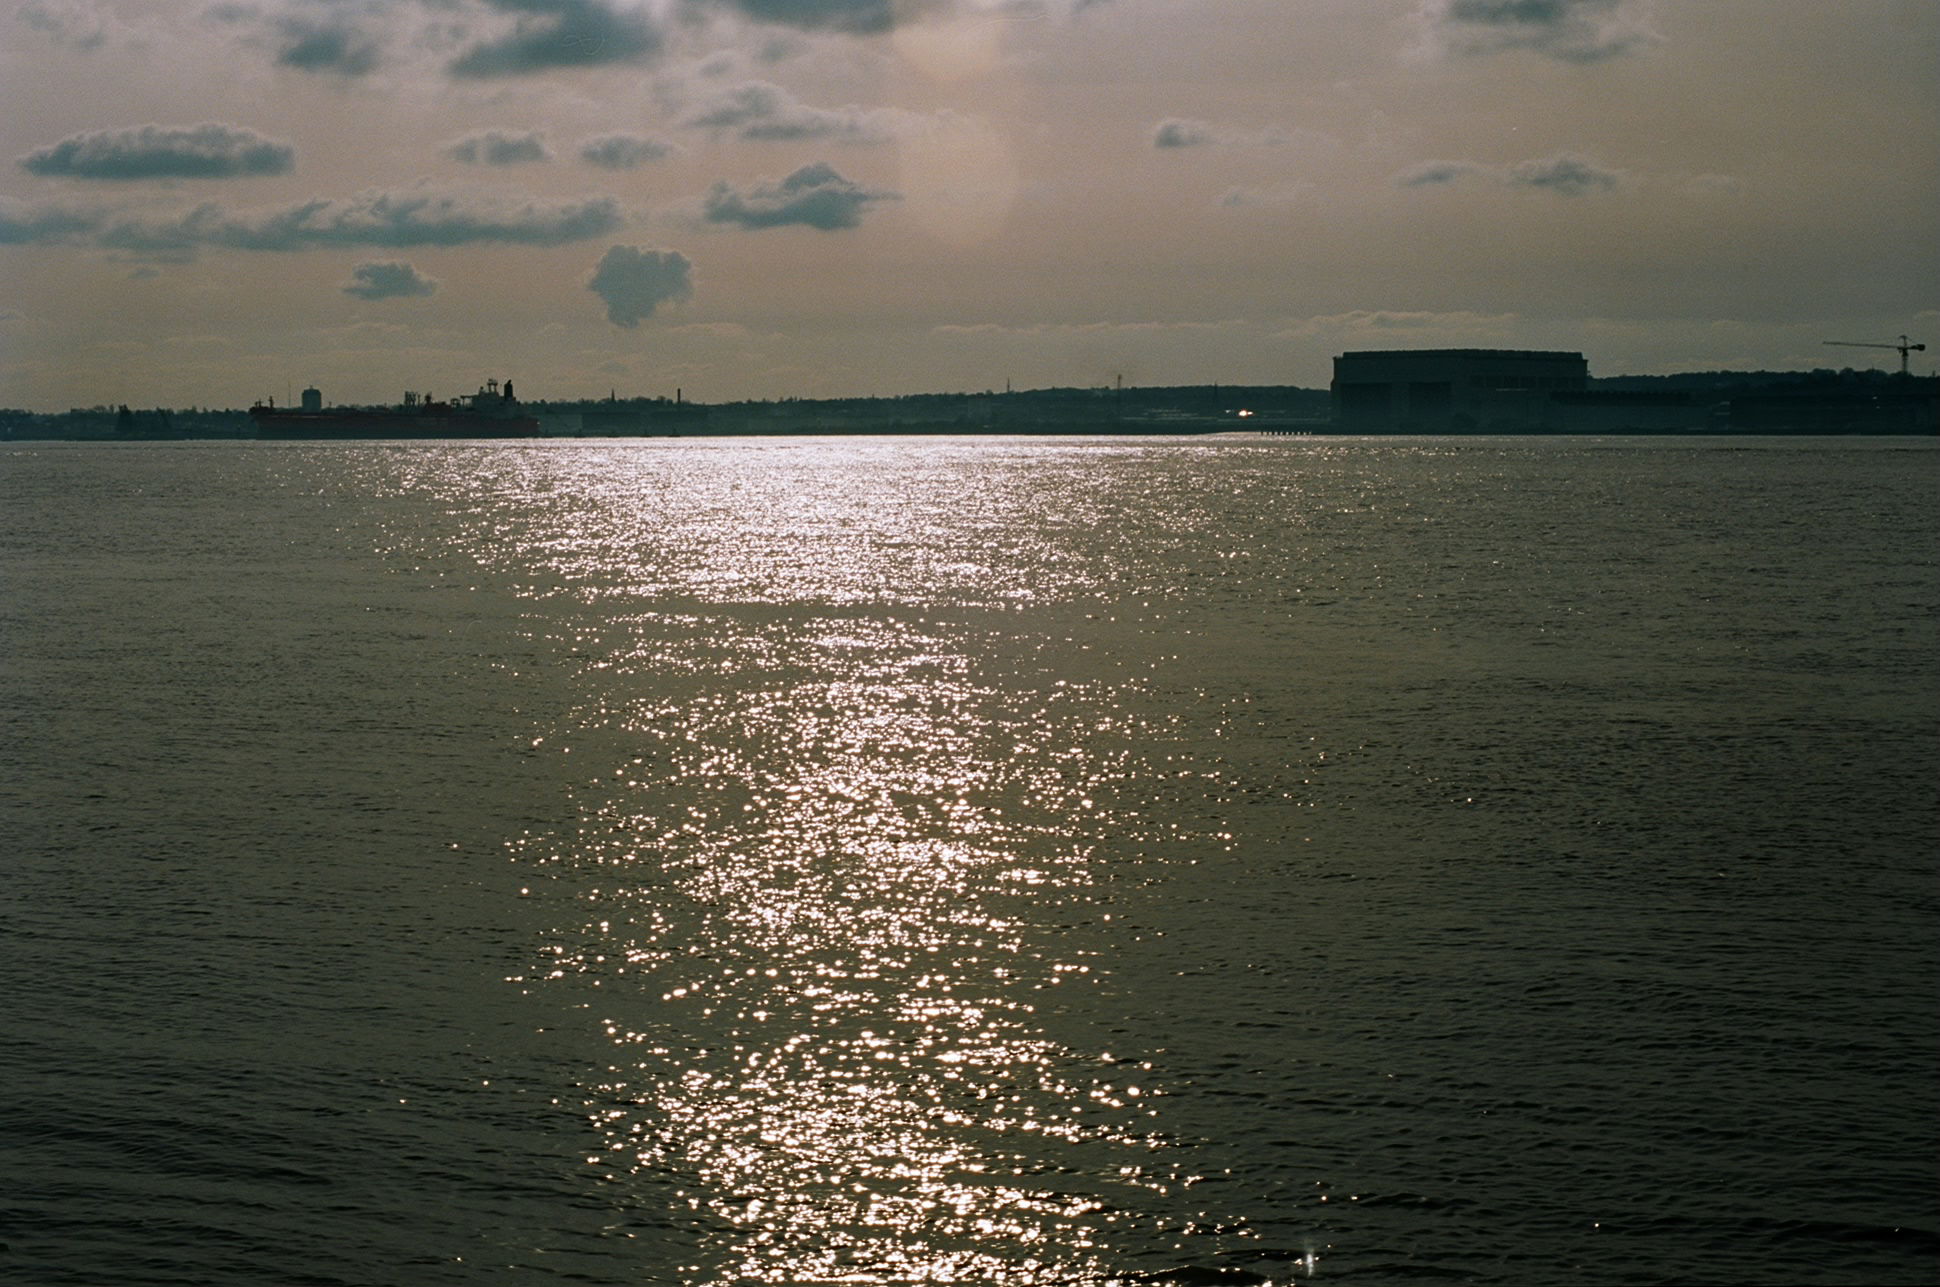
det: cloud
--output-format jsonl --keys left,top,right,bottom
{"left": 1394, "top": 159, "right": 1490, "bottom": 187}
{"left": 449, "top": 0, "right": 664, "bottom": 77}
{"left": 1393, "top": 152, "right": 1623, "bottom": 195}
{"left": 1276, "top": 308, "right": 1523, "bottom": 340}
{"left": 445, "top": 129, "right": 555, "bottom": 165}
{"left": 683, "top": 0, "right": 1103, "bottom": 34}
{"left": 1681, "top": 173, "right": 1741, "bottom": 198}
{"left": 214, "top": 188, "right": 627, "bottom": 249}
{"left": 1416, "top": 0, "right": 1660, "bottom": 63}
{"left": 200, "top": 2, "right": 385, "bottom": 76}
{"left": 342, "top": 260, "right": 439, "bottom": 299}
{"left": 1507, "top": 152, "right": 1622, "bottom": 194}
{"left": 1152, "top": 118, "right": 1215, "bottom": 149}
{"left": 1153, "top": 117, "right": 1336, "bottom": 154}
{"left": 680, "top": 81, "right": 917, "bottom": 143}
{"left": 17, "top": 0, "right": 115, "bottom": 50}
{"left": 693, "top": 0, "right": 903, "bottom": 36}
{"left": 701, "top": 161, "right": 896, "bottom": 231}
{"left": 932, "top": 318, "right": 1247, "bottom": 339}
{"left": 18, "top": 123, "right": 296, "bottom": 181}
{"left": 3, "top": 188, "right": 626, "bottom": 256}
{"left": 0, "top": 197, "right": 100, "bottom": 245}
{"left": 60, "top": 187, "right": 625, "bottom": 258}
{"left": 588, "top": 244, "right": 694, "bottom": 326}
{"left": 579, "top": 133, "right": 675, "bottom": 168}
{"left": 1218, "top": 182, "right": 1309, "bottom": 208}
{"left": 276, "top": 22, "right": 381, "bottom": 75}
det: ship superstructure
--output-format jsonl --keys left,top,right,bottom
{"left": 251, "top": 380, "right": 540, "bottom": 438}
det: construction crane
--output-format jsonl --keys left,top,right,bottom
{"left": 1823, "top": 334, "right": 1927, "bottom": 375}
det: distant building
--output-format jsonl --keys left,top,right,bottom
{"left": 1550, "top": 388, "right": 1711, "bottom": 433}
{"left": 1727, "top": 386, "right": 1938, "bottom": 433}
{"left": 1332, "top": 349, "right": 1589, "bottom": 432}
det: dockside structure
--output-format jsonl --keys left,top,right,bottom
{"left": 1332, "top": 349, "right": 1590, "bottom": 433}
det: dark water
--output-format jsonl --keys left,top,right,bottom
{"left": 3, "top": 436, "right": 1935, "bottom": 1286}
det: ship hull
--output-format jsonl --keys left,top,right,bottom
{"left": 252, "top": 412, "right": 539, "bottom": 439}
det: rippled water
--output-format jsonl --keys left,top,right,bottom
{"left": 3, "top": 436, "right": 1936, "bottom": 1286}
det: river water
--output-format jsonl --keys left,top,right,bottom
{"left": 3, "top": 435, "right": 1935, "bottom": 1286}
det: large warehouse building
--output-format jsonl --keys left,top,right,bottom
{"left": 1332, "top": 349, "right": 1590, "bottom": 432}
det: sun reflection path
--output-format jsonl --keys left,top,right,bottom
{"left": 473, "top": 442, "right": 1322, "bottom": 1284}
{"left": 510, "top": 606, "right": 1233, "bottom": 1284}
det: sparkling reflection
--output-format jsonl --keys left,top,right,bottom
{"left": 495, "top": 445, "right": 1253, "bottom": 1284}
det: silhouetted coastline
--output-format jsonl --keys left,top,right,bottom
{"left": 4, "top": 366, "right": 1932, "bottom": 440}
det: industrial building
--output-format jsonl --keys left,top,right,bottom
{"left": 1332, "top": 349, "right": 1590, "bottom": 432}
{"left": 1330, "top": 348, "right": 1935, "bottom": 434}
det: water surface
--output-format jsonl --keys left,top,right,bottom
{"left": 3, "top": 436, "right": 1935, "bottom": 1284}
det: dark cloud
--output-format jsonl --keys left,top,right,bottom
{"left": 686, "top": 0, "right": 1112, "bottom": 34}
{"left": 1394, "top": 159, "right": 1487, "bottom": 187}
{"left": 17, "top": 0, "right": 112, "bottom": 50}
{"left": 90, "top": 187, "right": 624, "bottom": 256}
{"left": 579, "top": 133, "right": 676, "bottom": 168}
{"left": 220, "top": 188, "right": 626, "bottom": 249}
{"left": 701, "top": 161, "right": 895, "bottom": 231}
{"left": 588, "top": 244, "right": 693, "bottom": 326}
{"left": 1217, "top": 182, "right": 1308, "bottom": 208}
{"left": 1420, "top": 0, "right": 1659, "bottom": 63}
{"left": 1507, "top": 152, "right": 1621, "bottom": 194}
{"left": 18, "top": 123, "right": 296, "bottom": 181}
{"left": 1153, "top": 117, "right": 1325, "bottom": 152}
{"left": 449, "top": 0, "right": 664, "bottom": 77}
{"left": 200, "top": 3, "right": 383, "bottom": 76}
{"left": 1152, "top": 118, "right": 1215, "bottom": 149}
{"left": 0, "top": 197, "right": 100, "bottom": 245}
{"left": 446, "top": 130, "right": 555, "bottom": 165}
{"left": 681, "top": 82, "right": 907, "bottom": 143}
{"left": 1393, "top": 152, "right": 1622, "bottom": 195}
{"left": 343, "top": 259, "right": 439, "bottom": 298}
{"left": 2, "top": 187, "right": 626, "bottom": 256}
{"left": 694, "top": 0, "right": 904, "bottom": 36}
{"left": 277, "top": 23, "right": 381, "bottom": 75}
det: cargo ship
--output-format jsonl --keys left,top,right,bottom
{"left": 251, "top": 379, "right": 540, "bottom": 438}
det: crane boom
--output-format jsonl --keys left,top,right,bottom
{"left": 1824, "top": 335, "right": 1926, "bottom": 375}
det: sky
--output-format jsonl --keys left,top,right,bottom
{"left": 2, "top": 0, "right": 1936, "bottom": 410}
